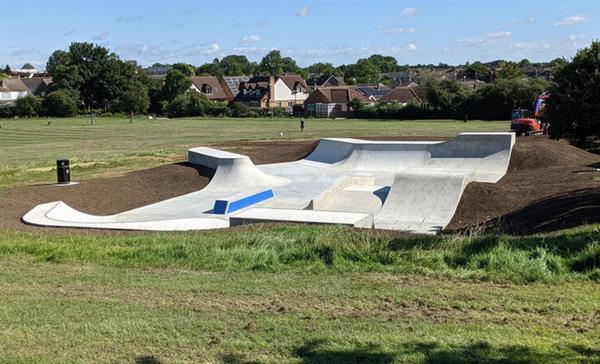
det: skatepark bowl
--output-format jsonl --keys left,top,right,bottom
{"left": 23, "top": 132, "right": 515, "bottom": 235}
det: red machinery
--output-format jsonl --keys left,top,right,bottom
{"left": 510, "top": 93, "right": 549, "bottom": 136}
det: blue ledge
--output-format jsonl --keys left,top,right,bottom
{"left": 213, "top": 189, "right": 274, "bottom": 214}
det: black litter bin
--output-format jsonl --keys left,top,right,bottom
{"left": 57, "top": 159, "right": 70, "bottom": 184}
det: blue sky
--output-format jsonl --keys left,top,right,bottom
{"left": 1, "top": 0, "right": 598, "bottom": 70}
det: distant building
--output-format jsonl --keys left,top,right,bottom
{"left": 304, "top": 86, "right": 370, "bottom": 118}
{"left": 189, "top": 76, "right": 230, "bottom": 101}
{"left": 144, "top": 66, "right": 170, "bottom": 82}
{"left": 0, "top": 78, "right": 29, "bottom": 104}
{"left": 386, "top": 71, "right": 414, "bottom": 86}
{"left": 235, "top": 74, "right": 309, "bottom": 113}
{"left": 20, "top": 77, "right": 52, "bottom": 97}
{"left": 354, "top": 84, "right": 391, "bottom": 101}
{"left": 222, "top": 76, "right": 250, "bottom": 98}
{"left": 379, "top": 85, "right": 426, "bottom": 105}
{"left": 306, "top": 74, "right": 345, "bottom": 88}
{"left": 524, "top": 68, "right": 552, "bottom": 81}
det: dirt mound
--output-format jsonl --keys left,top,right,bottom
{"left": 508, "top": 137, "right": 598, "bottom": 172}
{"left": 448, "top": 137, "right": 600, "bottom": 234}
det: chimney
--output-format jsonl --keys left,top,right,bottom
{"left": 269, "top": 75, "right": 275, "bottom": 107}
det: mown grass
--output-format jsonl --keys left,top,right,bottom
{"left": 0, "top": 116, "right": 506, "bottom": 189}
{"left": 2, "top": 224, "right": 600, "bottom": 284}
{"left": 0, "top": 225, "right": 599, "bottom": 362}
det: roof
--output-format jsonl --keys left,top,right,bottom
{"left": 307, "top": 74, "right": 344, "bottom": 87}
{"left": 189, "top": 76, "right": 228, "bottom": 100}
{"left": 0, "top": 78, "right": 29, "bottom": 92}
{"left": 304, "top": 86, "right": 369, "bottom": 104}
{"left": 355, "top": 84, "right": 391, "bottom": 100}
{"left": 20, "top": 77, "right": 52, "bottom": 93}
{"left": 222, "top": 76, "right": 250, "bottom": 97}
{"left": 379, "top": 85, "right": 425, "bottom": 104}
{"left": 278, "top": 74, "right": 308, "bottom": 90}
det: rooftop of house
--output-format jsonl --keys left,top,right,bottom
{"left": 379, "top": 85, "right": 424, "bottom": 103}
{"left": 305, "top": 86, "right": 370, "bottom": 104}
{"left": 0, "top": 78, "right": 29, "bottom": 92}
{"left": 20, "top": 77, "right": 52, "bottom": 92}
{"left": 189, "top": 76, "right": 228, "bottom": 99}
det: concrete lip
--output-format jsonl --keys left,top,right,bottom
{"left": 23, "top": 132, "right": 515, "bottom": 234}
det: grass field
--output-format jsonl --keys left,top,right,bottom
{"left": 1, "top": 116, "right": 599, "bottom": 363}
{"left": 0, "top": 116, "right": 506, "bottom": 189}
{"left": 0, "top": 225, "right": 599, "bottom": 363}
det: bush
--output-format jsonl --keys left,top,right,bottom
{"left": 259, "top": 107, "right": 288, "bottom": 118}
{"left": 0, "top": 104, "right": 16, "bottom": 118}
{"left": 166, "top": 92, "right": 210, "bottom": 118}
{"left": 228, "top": 102, "right": 250, "bottom": 117}
{"left": 15, "top": 95, "right": 42, "bottom": 117}
{"left": 43, "top": 91, "right": 78, "bottom": 117}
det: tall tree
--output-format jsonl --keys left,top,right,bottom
{"left": 496, "top": 61, "right": 523, "bottom": 80}
{"left": 306, "top": 62, "right": 340, "bottom": 76}
{"left": 343, "top": 59, "right": 380, "bottom": 84}
{"left": 21, "top": 63, "right": 35, "bottom": 70}
{"left": 171, "top": 63, "right": 196, "bottom": 77}
{"left": 546, "top": 41, "right": 600, "bottom": 143}
{"left": 220, "top": 55, "right": 255, "bottom": 75}
{"left": 162, "top": 69, "right": 191, "bottom": 101}
{"left": 259, "top": 50, "right": 284, "bottom": 75}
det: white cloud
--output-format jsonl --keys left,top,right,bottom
{"left": 458, "top": 31, "right": 511, "bottom": 46}
{"left": 240, "top": 35, "right": 261, "bottom": 44}
{"left": 380, "top": 26, "right": 416, "bottom": 35}
{"left": 63, "top": 29, "right": 76, "bottom": 36}
{"left": 93, "top": 32, "right": 108, "bottom": 41}
{"left": 554, "top": 15, "right": 587, "bottom": 27}
{"left": 510, "top": 40, "right": 551, "bottom": 51}
{"left": 400, "top": 7, "right": 417, "bottom": 16}
{"left": 566, "top": 34, "right": 585, "bottom": 42}
{"left": 406, "top": 42, "right": 417, "bottom": 50}
{"left": 528, "top": 16, "right": 535, "bottom": 22}
{"left": 296, "top": 5, "right": 309, "bottom": 17}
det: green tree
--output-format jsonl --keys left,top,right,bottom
{"left": 167, "top": 92, "right": 209, "bottom": 117}
{"left": 546, "top": 41, "right": 600, "bottom": 143}
{"left": 162, "top": 69, "right": 191, "bottom": 101}
{"left": 367, "top": 54, "right": 398, "bottom": 73}
{"left": 220, "top": 55, "right": 255, "bottom": 75}
{"left": 15, "top": 95, "right": 42, "bottom": 117}
{"left": 465, "top": 61, "right": 490, "bottom": 81}
{"left": 259, "top": 50, "right": 284, "bottom": 75}
{"left": 112, "top": 83, "right": 150, "bottom": 114}
{"left": 171, "top": 63, "right": 196, "bottom": 77}
{"left": 48, "top": 42, "right": 146, "bottom": 110}
{"left": 306, "top": 62, "right": 340, "bottom": 76}
{"left": 196, "top": 59, "right": 224, "bottom": 77}
{"left": 344, "top": 59, "right": 380, "bottom": 83}
{"left": 42, "top": 91, "right": 78, "bottom": 117}
{"left": 496, "top": 61, "right": 523, "bottom": 80}
{"left": 22, "top": 63, "right": 35, "bottom": 70}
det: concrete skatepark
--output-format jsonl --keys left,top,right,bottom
{"left": 23, "top": 132, "right": 515, "bottom": 234}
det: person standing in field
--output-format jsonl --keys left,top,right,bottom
{"left": 300, "top": 117, "right": 305, "bottom": 132}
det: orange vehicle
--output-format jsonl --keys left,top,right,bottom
{"left": 510, "top": 93, "right": 549, "bottom": 136}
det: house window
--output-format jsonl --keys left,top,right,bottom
{"left": 276, "top": 101, "right": 282, "bottom": 107}
{"left": 288, "top": 101, "right": 293, "bottom": 107}
{"left": 296, "top": 86, "right": 305, "bottom": 93}
{"left": 202, "top": 84, "right": 212, "bottom": 95}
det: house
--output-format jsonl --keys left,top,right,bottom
{"left": 235, "top": 74, "right": 309, "bottom": 112}
{"left": 379, "top": 85, "right": 425, "bottom": 105}
{"left": 222, "top": 76, "right": 250, "bottom": 98}
{"left": 386, "top": 71, "right": 414, "bottom": 86}
{"left": 0, "top": 78, "right": 29, "bottom": 104}
{"left": 189, "top": 76, "right": 230, "bottom": 101}
{"left": 304, "top": 86, "right": 370, "bottom": 118}
{"left": 20, "top": 77, "right": 52, "bottom": 97}
{"left": 307, "top": 74, "right": 345, "bottom": 88}
{"left": 144, "top": 66, "right": 170, "bottom": 82}
{"left": 355, "top": 84, "right": 391, "bottom": 101}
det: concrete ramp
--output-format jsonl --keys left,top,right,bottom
{"left": 23, "top": 132, "right": 515, "bottom": 234}
{"left": 374, "top": 169, "right": 473, "bottom": 234}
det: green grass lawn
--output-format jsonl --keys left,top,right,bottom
{"left": 0, "top": 116, "right": 506, "bottom": 189}
{"left": 0, "top": 225, "right": 599, "bottom": 363}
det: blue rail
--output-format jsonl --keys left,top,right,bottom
{"left": 213, "top": 189, "right": 274, "bottom": 214}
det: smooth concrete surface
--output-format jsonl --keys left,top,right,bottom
{"left": 23, "top": 132, "right": 515, "bottom": 234}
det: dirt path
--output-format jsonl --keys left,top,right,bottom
{"left": 2, "top": 137, "right": 599, "bottom": 235}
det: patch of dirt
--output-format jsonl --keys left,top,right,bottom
{"left": 447, "top": 137, "right": 600, "bottom": 234}
{"left": 1, "top": 136, "right": 599, "bottom": 235}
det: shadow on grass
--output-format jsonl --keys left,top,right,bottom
{"left": 135, "top": 356, "right": 163, "bottom": 364}
{"left": 293, "top": 339, "right": 395, "bottom": 364}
